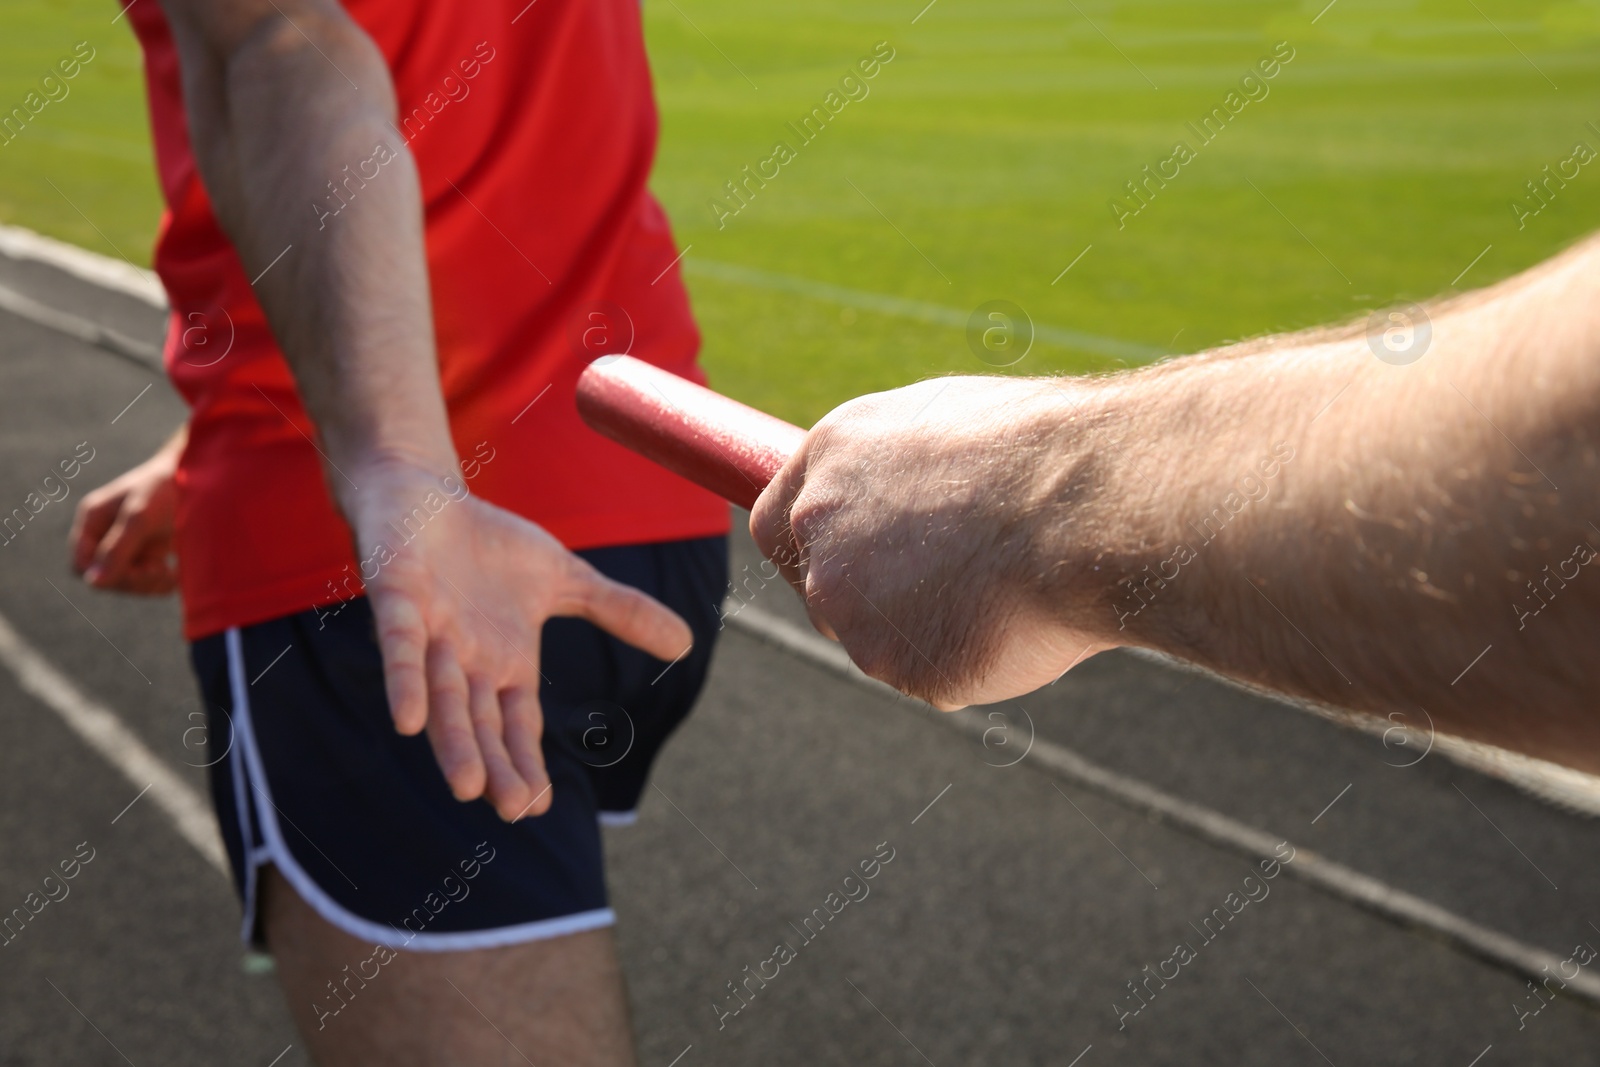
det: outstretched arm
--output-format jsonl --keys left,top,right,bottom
{"left": 154, "top": 0, "right": 691, "bottom": 818}
{"left": 753, "top": 233, "right": 1600, "bottom": 773}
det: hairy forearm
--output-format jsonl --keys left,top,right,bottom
{"left": 166, "top": 4, "right": 455, "bottom": 497}
{"left": 1060, "top": 235, "right": 1600, "bottom": 767}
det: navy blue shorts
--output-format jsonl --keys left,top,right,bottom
{"left": 189, "top": 536, "right": 727, "bottom": 952}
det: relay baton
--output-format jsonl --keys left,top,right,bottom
{"left": 576, "top": 355, "right": 805, "bottom": 511}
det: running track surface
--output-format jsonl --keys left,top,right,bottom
{"left": 0, "top": 244, "right": 1597, "bottom": 1066}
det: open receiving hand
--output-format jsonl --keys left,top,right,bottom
{"left": 346, "top": 458, "right": 693, "bottom": 821}
{"left": 70, "top": 438, "right": 182, "bottom": 596}
{"left": 750, "top": 376, "right": 1117, "bottom": 710}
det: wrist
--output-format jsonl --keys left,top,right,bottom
{"left": 317, "top": 415, "right": 459, "bottom": 520}
{"left": 338, "top": 448, "right": 467, "bottom": 543}
{"left": 1045, "top": 344, "right": 1341, "bottom": 655}
{"left": 146, "top": 424, "right": 188, "bottom": 474}
{"left": 1017, "top": 378, "right": 1158, "bottom": 649}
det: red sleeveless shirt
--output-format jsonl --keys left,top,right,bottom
{"left": 127, "top": 0, "right": 728, "bottom": 638}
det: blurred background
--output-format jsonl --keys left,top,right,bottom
{"left": 2, "top": 1, "right": 1599, "bottom": 1064}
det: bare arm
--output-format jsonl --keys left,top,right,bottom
{"left": 156, "top": 0, "right": 691, "bottom": 818}
{"left": 158, "top": 0, "right": 449, "bottom": 474}
{"left": 753, "top": 233, "right": 1600, "bottom": 773}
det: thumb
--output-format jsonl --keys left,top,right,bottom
{"left": 561, "top": 561, "right": 693, "bottom": 664}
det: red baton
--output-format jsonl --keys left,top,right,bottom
{"left": 576, "top": 355, "right": 805, "bottom": 511}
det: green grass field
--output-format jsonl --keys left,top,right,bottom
{"left": 4, "top": 0, "right": 1600, "bottom": 425}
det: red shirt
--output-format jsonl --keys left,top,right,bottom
{"left": 128, "top": 0, "right": 728, "bottom": 639}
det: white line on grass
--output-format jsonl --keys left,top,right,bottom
{"left": 684, "top": 258, "right": 1157, "bottom": 362}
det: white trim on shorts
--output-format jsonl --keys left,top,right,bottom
{"left": 224, "top": 628, "right": 616, "bottom": 953}
{"left": 597, "top": 810, "right": 638, "bottom": 827}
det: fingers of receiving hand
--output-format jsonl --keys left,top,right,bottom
{"left": 565, "top": 564, "right": 693, "bottom": 664}
{"left": 424, "top": 641, "right": 486, "bottom": 801}
{"left": 99, "top": 536, "right": 178, "bottom": 596}
{"left": 371, "top": 593, "right": 430, "bottom": 736}
{"left": 69, "top": 488, "right": 121, "bottom": 575}
{"left": 467, "top": 678, "right": 529, "bottom": 820}
{"left": 89, "top": 489, "right": 173, "bottom": 587}
{"left": 500, "top": 686, "right": 551, "bottom": 818}
{"left": 135, "top": 536, "right": 179, "bottom": 593}
{"left": 77, "top": 492, "right": 135, "bottom": 583}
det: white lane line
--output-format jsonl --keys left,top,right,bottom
{"left": 0, "top": 608, "right": 228, "bottom": 875}
{"left": 12, "top": 222, "right": 1600, "bottom": 1004}
{"left": 0, "top": 223, "right": 166, "bottom": 308}
{"left": 0, "top": 280, "right": 163, "bottom": 372}
{"left": 1, "top": 220, "right": 1155, "bottom": 371}
{"left": 722, "top": 603, "right": 1600, "bottom": 1006}
{"left": 1130, "top": 647, "right": 1600, "bottom": 818}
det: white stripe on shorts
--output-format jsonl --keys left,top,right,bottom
{"left": 224, "top": 627, "right": 616, "bottom": 952}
